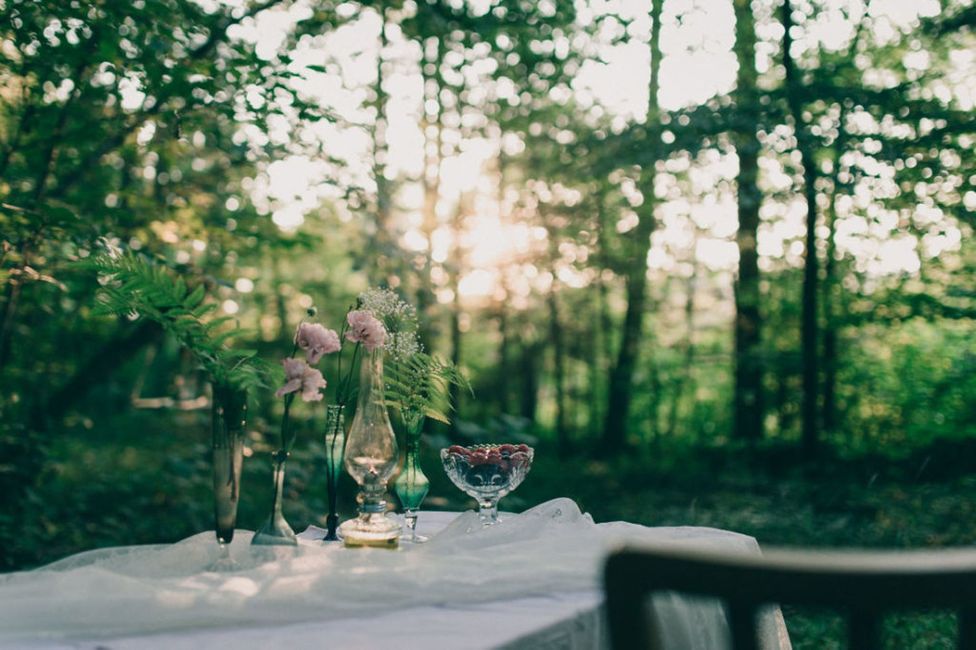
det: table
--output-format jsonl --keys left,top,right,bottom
{"left": 0, "top": 499, "right": 790, "bottom": 649}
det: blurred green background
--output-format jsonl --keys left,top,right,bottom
{"left": 1, "top": 0, "right": 975, "bottom": 647}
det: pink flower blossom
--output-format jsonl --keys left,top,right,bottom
{"left": 345, "top": 310, "right": 387, "bottom": 351}
{"left": 294, "top": 322, "right": 341, "bottom": 365}
{"left": 275, "top": 358, "right": 327, "bottom": 402}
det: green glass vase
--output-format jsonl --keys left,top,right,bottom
{"left": 394, "top": 412, "right": 429, "bottom": 543}
{"left": 323, "top": 404, "right": 346, "bottom": 541}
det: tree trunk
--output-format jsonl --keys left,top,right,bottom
{"left": 774, "top": 366, "right": 794, "bottom": 433}
{"left": 495, "top": 152, "right": 511, "bottom": 414}
{"left": 822, "top": 19, "right": 865, "bottom": 435}
{"left": 449, "top": 297, "right": 461, "bottom": 431}
{"left": 548, "top": 273, "right": 569, "bottom": 456}
{"left": 823, "top": 106, "right": 846, "bottom": 435}
{"left": 519, "top": 339, "right": 539, "bottom": 423}
{"left": 647, "top": 337, "right": 662, "bottom": 446}
{"left": 822, "top": 188, "right": 839, "bottom": 434}
{"left": 782, "top": 0, "right": 820, "bottom": 453}
{"left": 416, "top": 36, "right": 443, "bottom": 351}
{"left": 370, "top": 3, "right": 394, "bottom": 286}
{"left": 592, "top": 190, "right": 613, "bottom": 440}
{"left": 497, "top": 303, "right": 511, "bottom": 414}
{"left": 732, "top": 0, "right": 764, "bottom": 442}
{"left": 667, "top": 252, "right": 698, "bottom": 437}
{"left": 602, "top": 0, "right": 663, "bottom": 452}
{"left": 590, "top": 279, "right": 605, "bottom": 440}
{"left": 447, "top": 197, "right": 467, "bottom": 432}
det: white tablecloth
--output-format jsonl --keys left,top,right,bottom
{"left": 0, "top": 499, "right": 790, "bottom": 649}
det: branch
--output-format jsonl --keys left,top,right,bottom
{"left": 30, "top": 320, "right": 164, "bottom": 428}
{"left": 49, "top": 0, "right": 290, "bottom": 198}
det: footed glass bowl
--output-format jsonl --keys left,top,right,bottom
{"left": 440, "top": 444, "right": 534, "bottom": 525}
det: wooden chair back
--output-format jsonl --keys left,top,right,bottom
{"left": 604, "top": 544, "right": 976, "bottom": 650}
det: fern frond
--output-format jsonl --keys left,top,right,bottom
{"left": 82, "top": 252, "right": 267, "bottom": 395}
{"left": 384, "top": 351, "right": 471, "bottom": 425}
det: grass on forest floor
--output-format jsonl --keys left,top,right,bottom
{"left": 2, "top": 411, "right": 974, "bottom": 649}
{"left": 514, "top": 442, "right": 976, "bottom": 550}
{"left": 508, "top": 441, "right": 975, "bottom": 650}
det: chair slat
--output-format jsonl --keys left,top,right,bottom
{"left": 959, "top": 608, "right": 976, "bottom": 650}
{"left": 848, "top": 610, "right": 882, "bottom": 650}
{"left": 604, "top": 545, "right": 976, "bottom": 649}
{"left": 727, "top": 602, "right": 759, "bottom": 650}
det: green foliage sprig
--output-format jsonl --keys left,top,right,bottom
{"left": 85, "top": 252, "right": 267, "bottom": 395}
{"left": 385, "top": 351, "right": 471, "bottom": 426}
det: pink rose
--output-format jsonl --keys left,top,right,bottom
{"left": 345, "top": 310, "right": 387, "bottom": 351}
{"left": 275, "top": 358, "right": 327, "bottom": 402}
{"left": 294, "top": 322, "right": 341, "bottom": 365}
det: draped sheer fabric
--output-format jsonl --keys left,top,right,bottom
{"left": 0, "top": 498, "right": 786, "bottom": 649}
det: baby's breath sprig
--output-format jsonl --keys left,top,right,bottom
{"left": 355, "top": 287, "right": 469, "bottom": 426}
{"left": 358, "top": 287, "right": 418, "bottom": 335}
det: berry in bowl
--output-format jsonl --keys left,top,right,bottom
{"left": 440, "top": 444, "right": 534, "bottom": 525}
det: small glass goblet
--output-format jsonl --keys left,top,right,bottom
{"left": 440, "top": 444, "right": 534, "bottom": 526}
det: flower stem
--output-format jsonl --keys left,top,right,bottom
{"left": 280, "top": 393, "right": 295, "bottom": 452}
{"left": 338, "top": 342, "right": 361, "bottom": 406}
{"left": 335, "top": 319, "right": 351, "bottom": 403}
{"left": 289, "top": 318, "right": 304, "bottom": 359}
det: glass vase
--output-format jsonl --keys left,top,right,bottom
{"left": 339, "top": 346, "right": 401, "bottom": 548}
{"left": 323, "top": 404, "right": 346, "bottom": 541}
{"left": 252, "top": 449, "right": 297, "bottom": 546}
{"left": 394, "top": 411, "right": 429, "bottom": 543}
{"left": 210, "top": 386, "right": 246, "bottom": 570}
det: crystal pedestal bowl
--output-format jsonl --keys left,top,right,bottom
{"left": 440, "top": 444, "right": 534, "bottom": 525}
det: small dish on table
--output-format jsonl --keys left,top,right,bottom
{"left": 440, "top": 443, "right": 534, "bottom": 526}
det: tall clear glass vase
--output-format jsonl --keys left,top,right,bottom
{"left": 339, "top": 347, "right": 401, "bottom": 548}
{"left": 323, "top": 404, "right": 346, "bottom": 541}
{"left": 252, "top": 449, "right": 297, "bottom": 546}
{"left": 394, "top": 411, "right": 429, "bottom": 543}
{"left": 210, "top": 385, "right": 246, "bottom": 570}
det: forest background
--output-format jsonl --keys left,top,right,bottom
{"left": 1, "top": 0, "right": 975, "bottom": 646}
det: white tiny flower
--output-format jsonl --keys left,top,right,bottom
{"left": 358, "top": 287, "right": 417, "bottom": 330}
{"left": 386, "top": 330, "right": 422, "bottom": 361}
